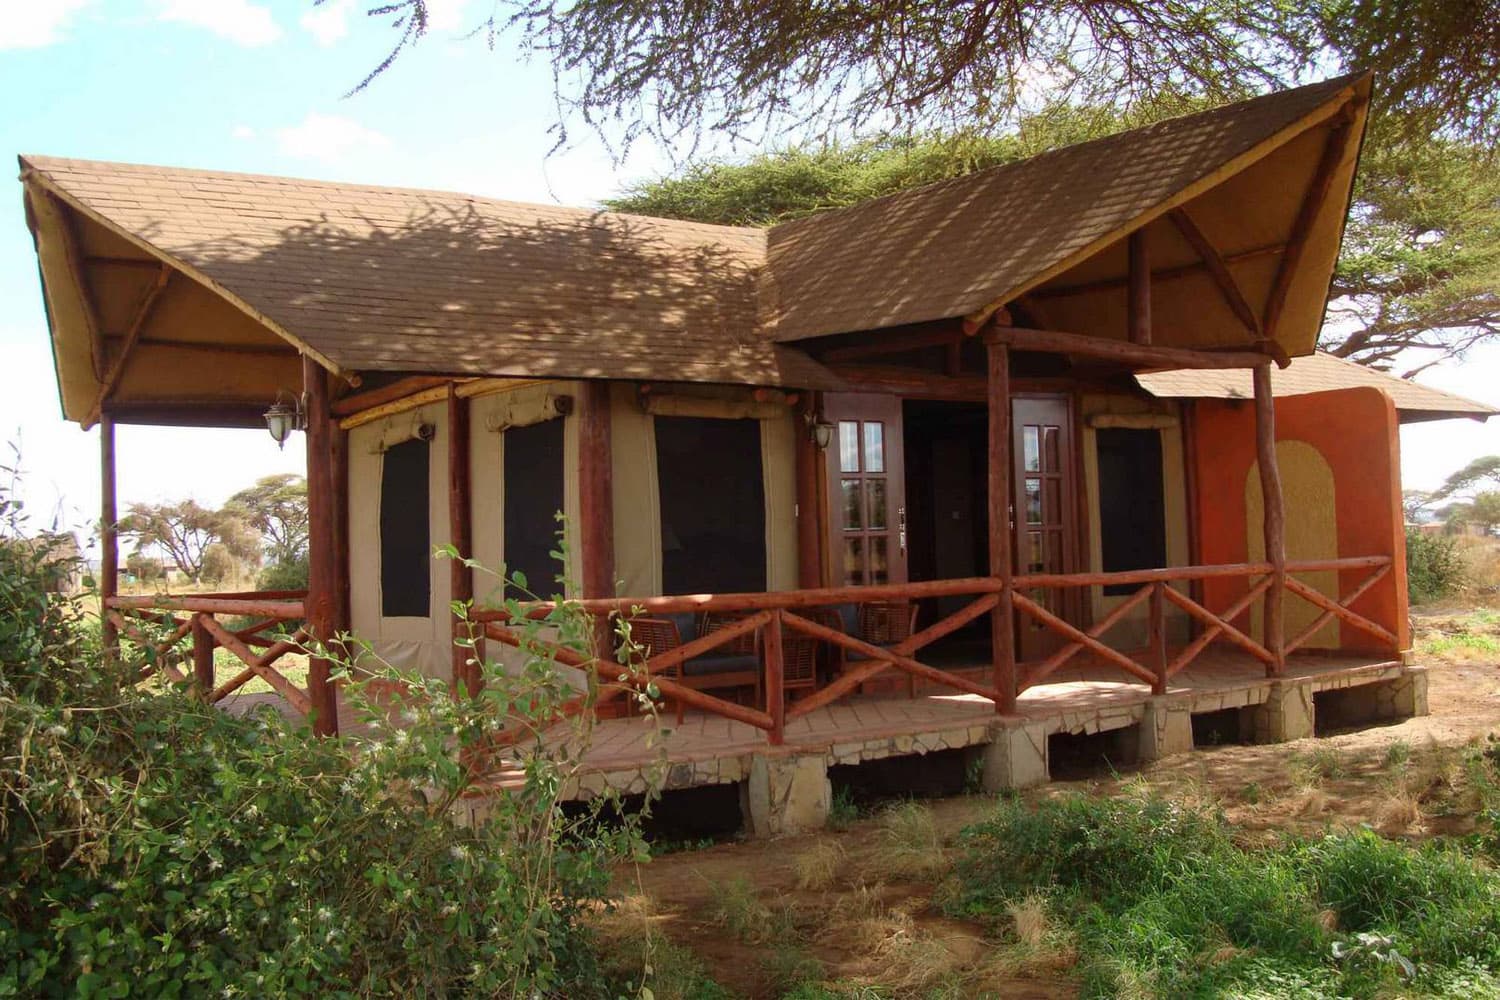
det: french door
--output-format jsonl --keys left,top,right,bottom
{"left": 1012, "top": 395, "right": 1079, "bottom": 660}
{"left": 824, "top": 393, "right": 908, "bottom": 587}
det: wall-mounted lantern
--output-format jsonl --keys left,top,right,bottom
{"left": 263, "top": 391, "right": 306, "bottom": 449}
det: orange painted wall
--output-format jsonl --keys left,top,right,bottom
{"left": 1190, "top": 386, "right": 1409, "bottom": 653}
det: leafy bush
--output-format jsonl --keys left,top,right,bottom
{"left": 1, "top": 475, "right": 658, "bottom": 996}
{"left": 1407, "top": 528, "right": 1466, "bottom": 604}
{"left": 258, "top": 553, "right": 310, "bottom": 591}
{"left": 945, "top": 795, "right": 1500, "bottom": 998}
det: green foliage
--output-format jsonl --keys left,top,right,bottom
{"left": 1, "top": 475, "right": 660, "bottom": 995}
{"left": 1407, "top": 528, "right": 1467, "bottom": 604}
{"left": 120, "top": 498, "right": 260, "bottom": 582}
{"left": 226, "top": 473, "right": 309, "bottom": 567}
{"left": 945, "top": 795, "right": 1500, "bottom": 998}
{"left": 258, "top": 552, "right": 310, "bottom": 591}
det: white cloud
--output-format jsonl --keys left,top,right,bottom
{"left": 275, "top": 113, "right": 391, "bottom": 163}
{"left": 0, "top": 0, "right": 92, "bottom": 49}
{"left": 230, "top": 124, "right": 256, "bottom": 140}
{"left": 300, "top": 0, "right": 354, "bottom": 46}
{"left": 423, "top": 0, "right": 470, "bottom": 32}
{"left": 157, "top": 0, "right": 281, "bottom": 47}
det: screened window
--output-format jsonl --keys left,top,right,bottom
{"left": 655, "top": 416, "right": 766, "bottom": 594}
{"left": 379, "top": 437, "right": 431, "bottom": 617}
{"left": 504, "top": 417, "right": 565, "bottom": 598}
{"left": 1096, "top": 428, "right": 1166, "bottom": 595}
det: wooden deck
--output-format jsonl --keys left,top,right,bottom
{"left": 223, "top": 648, "right": 1413, "bottom": 797}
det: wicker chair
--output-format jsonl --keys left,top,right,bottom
{"left": 826, "top": 601, "right": 920, "bottom": 695}
{"left": 629, "top": 612, "right": 764, "bottom": 723}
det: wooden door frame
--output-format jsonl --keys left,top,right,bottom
{"left": 821, "top": 392, "right": 910, "bottom": 589}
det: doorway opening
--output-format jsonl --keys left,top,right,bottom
{"left": 902, "top": 399, "right": 990, "bottom": 666}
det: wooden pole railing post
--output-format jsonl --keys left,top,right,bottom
{"left": 99, "top": 414, "right": 119, "bottom": 665}
{"left": 303, "top": 355, "right": 340, "bottom": 736}
{"left": 985, "top": 332, "right": 1017, "bottom": 713}
{"left": 191, "top": 613, "right": 215, "bottom": 696}
{"left": 447, "top": 384, "right": 480, "bottom": 698}
{"left": 577, "top": 381, "right": 615, "bottom": 664}
{"left": 1253, "top": 363, "right": 1287, "bottom": 675}
{"left": 765, "top": 610, "right": 785, "bottom": 745}
{"left": 794, "top": 393, "right": 825, "bottom": 589}
{"left": 1148, "top": 582, "right": 1167, "bottom": 695}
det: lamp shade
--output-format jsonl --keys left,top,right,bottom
{"left": 264, "top": 400, "right": 298, "bottom": 448}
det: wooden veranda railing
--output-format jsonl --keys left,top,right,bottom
{"left": 106, "top": 590, "right": 316, "bottom": 717}
{"left": 474, "top": 554, "right": 1398, "bottom": 747}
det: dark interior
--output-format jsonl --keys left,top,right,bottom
{"left": 656, "top": 416, "right": 767, "bottom": 594}
{"left": 503, "top": 417, "right": 565, "bottom": 598}
{"left": 903, "top": 399, "right": 990, "bottom": 659}
{"left": 1096, "top": 427, "right": 1167, "bottom": 595}
{"left": 379, "top": 436, "right": 431, "bottom": 618}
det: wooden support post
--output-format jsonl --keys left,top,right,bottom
{"left": 985, "top": 335, "right": 1017, "bottom": 713}
{"left": 765, "top": 610, "right": 785, "bottom": 745}
{"left": 331, "top": 423, "right": 350, "bottom": 638}
{"left": 1148, "top": 583, "right": 1167, "bottom": 695}
{"left": 99, "top": 414, "right": 119, "bottom": 664}
{"left": 794, "top": 394, "right": 824, "bottom": 588}
{"left": 191, "top": 613, "right": 215, "bottom": 695}
{"left": 303, "top": 355, "right": 340, "bottom": 736}
{"left": 447, "top": 384, "right": 479, "bottom": 697}
{"left": 577, "top": 381, "right": 615, "bottom": 660}
{"left": 1253, "top": 364, "right": 1287, "bottom": 674}
{"left": 1128, "top": 229, "right": 1151, "bottom": 345}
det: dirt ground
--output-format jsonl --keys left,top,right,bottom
{"left": 606, "top": 611, "right": 1500, "bottom": 998}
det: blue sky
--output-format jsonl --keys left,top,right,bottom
{"left": 2, "top": 0, "right": 1498, "bottom": 542}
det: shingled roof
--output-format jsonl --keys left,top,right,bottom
{"left": 766, "top": 74, "right": 1361, "bottom": 341}
{"left": 19, "top": 156, "right": 834, "bottom": 388}
{"left": 1136, "top": 352, "right": 1497, "bottom": 423}
{"left": 20, "top": 74, "right": 1370, "bottom": 424}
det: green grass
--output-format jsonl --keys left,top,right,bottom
{"left": 942, "top": 795, "right": 1500, "bottom": 998}
{"left": 1419, "top": 631, "right": 1500, "bottom": 657}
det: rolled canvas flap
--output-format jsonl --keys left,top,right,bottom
{"left": 482, "top": 383, "right": 573, "bottom": 432}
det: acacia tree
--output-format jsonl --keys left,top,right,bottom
{"left": 356, "top": 0, "right": 1496, "bottom": 146}
{"left": 225, "top": 474, "right": 309, "bottom": 568}
{"left": 120, "top": 501, "right": 259, "bottom": 582}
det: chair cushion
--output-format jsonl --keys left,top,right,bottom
{"left": 683, "top": 653, "right": 761, "bottom": 678}
{"left": 667, "top": 611, "right": 698, "bottom": 640}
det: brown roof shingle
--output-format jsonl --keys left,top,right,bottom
{"left": 765, "top": 75, "right": 1359, "bottom": 341}
{"left": 21, "top": 156, "right": 833, "bottom": 388}
{"left": 1135, "top": 351, "right": 1497, "bottom": 423}
{"left": 19, "top": 74, "right": 1362, "bottom": 394}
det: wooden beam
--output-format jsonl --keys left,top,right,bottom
{"left": 1031, "top": 243, "right": 1286, "bottom": 300}
{"left": 794, "top": 395, "right": 824, "bottom": 588}
{"left": 961, "top": 306, "right": 1010, "bottom": 337}
{"left": 48, "top": 194, "right": 108, "bottom": 381}
{"left": 1127, "top": 229, "right": 1151, "bottom": 345}
{"left": 100, "top": 415, "right": 119, "bottom": 665}
{"left": 447, "top": 385, "right": 479, "bottom": 697}
{"left": 329, "top": 375, "right": 454, "bottom": 417}
{"left": 83, "top": 254, "right": 162, "bottom": 269}
{"left": 1254, "top": 363, "right": 1287, "bottom": 674}
{"left": 303, "top": 355, "right": 340, "bottom": 736}
{"left": 989, "top": 325, "right": 1269, "bottom": 370}
{"left": 1263, "top": 107, "right": 1357, "bottom": 341}
{"left": 1168, "top": 208, "right": 1262, "bottom": 337}
{"left": 987, "top": 339, "right": 1017, "bottom": 713}
{"left": 83, "top": 264, "right": 172, "bottom": 429}
{"left": 577, "top": 381, "right": 615, "bottom": 658}
{"left": 827, "top": 365, "right": 986, "bottom": 401}
{"left": 821, "top": 326, "right": 963, "bottom": 363}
